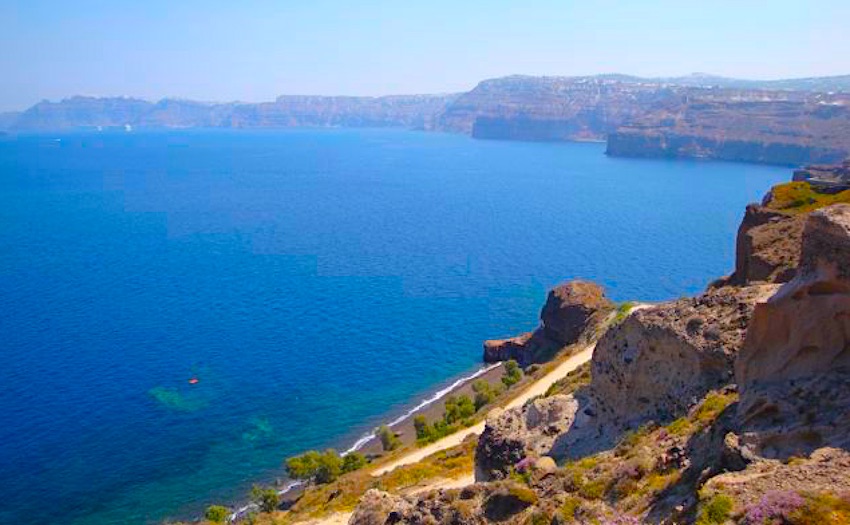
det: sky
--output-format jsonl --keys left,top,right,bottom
{"left": 1, "top": 0, "right": 849, "bottom": 111}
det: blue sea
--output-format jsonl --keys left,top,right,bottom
{"left": 0, "top": 129, "right": 786, "bottom": 524}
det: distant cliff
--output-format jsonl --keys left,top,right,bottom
{"left": 8, "top": 73, "right": 850, "bottom": 166}
{"left": 10, "top": 94, "right": 458, "bottom": 131}
{"left": 436, "top": 75, "right": 677, "bottom": 139}
{"left": 606, "top": 93, "right": 850, "bottom": 166}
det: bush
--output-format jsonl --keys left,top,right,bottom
{"left": 250, "top": 485, "right": 280, "bottom": 513}
{"left": 204, "top": 505, "right": 229, "bottom": 523}
{"left": 507, "top": 484, "right": 538, "bottom": 505}
{"left": 285, "top": 449, "right": 344, "bottom": 484}
{"left": 789, "top": 492, "right": 850, "bottom": 525}
{"left": 472, "top": 379, "right": 500, "bottom": 410}
{"left": 696, "top": 494, "right": 733, "bottom": 525}
{"left": 378, "top": 425, "right": 400, "bottom": 451}
{"left": 561, "top": 496, "right": 581, "bottom": 522}
{"left": 413, "top": 414, "right": 437, "bottom": 442}
{"left": 444, "top": 395, "right": 475, "bottom": 424}
{"left": 742, "top": 491, "right": 804, "bottom": 524}
{"left": 614, "top": 301, "right": 637, "bottom": 324}
{"left": 341, "top": 452, "right": 367, "bottom": 474}
{"left": 502, "top": 360, "right": 523, "bottom": 388}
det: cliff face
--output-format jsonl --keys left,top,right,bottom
{"left": 736, "top": 205, "right": 850, "bottom": 458}
{"left": 606, "top": 95, "right": 850, "bottom": 166}
{"left": 9, "top": 94, "right": 457, "bottom": 131}
{"left": 483, "top": 280, "right": 613, "bottom": 366}
{"left": 351, "top": 191, "right": 850, "bottom": 524}
{"left": 14, "top": 96, "right": 155, "bottom": 130}
{"left": 437, "top": 75, "right": 676, "bottom": 139}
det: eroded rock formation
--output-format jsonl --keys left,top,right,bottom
{"left": 736, "top": 204, "right": 850, "bottom": 459}
{"left": 589, "top": 285, "right": 776, "bottom": 429}
{"left": 483, "top": 280, "right": 613, "bottom": 366}
{"left": 717, "top": 205, "right": 803, "bottom": 286}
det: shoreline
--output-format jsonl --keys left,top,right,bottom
{"left": 226, "top": 305, "right": 652, "bottom": 522}
{"left": 228, "top": 360, "right": 508, "bottom": 521}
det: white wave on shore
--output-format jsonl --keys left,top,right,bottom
{"left": 342, "top": 362, "right": 501, "bottom": 455}
{"left": 227, "top": 362, "right": 500, "bottom": 522}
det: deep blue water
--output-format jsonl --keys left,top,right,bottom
{"left": 0, "top": 129, "right": 786, "bottom": 524}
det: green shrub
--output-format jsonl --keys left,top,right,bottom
{"left": 790, "top": 492, "right": 850, "bottom": 525}
{"left": 472, "top": 379, "right": 501, "bottom": 410}
{"left": 204, "top": 505, "right": 229, "bottom": 523}
{"left": 614, "top": 301, "right": 637, "bottom": 324}
{"left": 502, "top": 359, "right": 523, "bottom": 388}
{"left": 250, "top": 485, "right": 280, "bottom": 513}
{"left": 666, "top": 417, "right": 693, "bottom": 436}
{"left": 445, "top": 395, "right": 475, "bottom": 424}
{"left": 561, "top": 496, "right": 581, "bottom": 522}
{"left": 285, "top": 449, "right": 344, "bottom": 483}
{"left": 341, "top": 451, "right": 367, "bottom": 474}
{"left": 378, "top": 425, "right": 400, "bottom": 451}
{"left": 579, "top": 478, "right": 607, "bottom": 500}
{"left": 413, "top": 415, "right": 432, "bottom": 440}
{"left": 507, "top": 484, "right": 538, "bottom": 505}
{"left": 696, "top": 494, "right": 733, "bottom": 525}
{"left": 693, "top": 391, "right": 736, "bottom": 425}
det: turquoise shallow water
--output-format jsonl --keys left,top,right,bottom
{"left": 0, "top": 129, "right": 786, "bottom": 524}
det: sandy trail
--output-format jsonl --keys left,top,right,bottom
{"left": 300, "top": 305, "right": 656, "bottom": 525}
{"left": 307, "top": 474, "right": 476, "bottom": 525}
{"left": 371, "top": 344, "right": 595, "bottom": 476}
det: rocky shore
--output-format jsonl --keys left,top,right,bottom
{"left": 346, "top": 168, "right": 850, "bottom": 524}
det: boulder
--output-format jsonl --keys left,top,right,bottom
{"left": 736, "top": 204, "right": 850, "bottom": 459}
{"left": 475, "top": 395, "right": 579, "bottom": 481}
{"left": 349, "top": 489, "right": 411, "bottom": 525}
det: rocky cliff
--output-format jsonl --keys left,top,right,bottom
{"left": 350, "top": 189, "right": 850, "bottom": 524}
{"left": 483, "top": 280, "right": 613, "bottom": 366}
{"left": 606, "top": 94, "right": 850, "bottom": 166}
{"left": 11, "top": 74, "right": 850, "bottom": 167}
{"left": 9, "top": 94, "right": 457, "bottom": 131}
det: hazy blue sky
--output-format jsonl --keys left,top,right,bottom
{"left": 2, "top": 0, "right": 849, "bottom": 111}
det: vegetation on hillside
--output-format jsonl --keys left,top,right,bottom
{"left": 765, "top": 181, "right": 850, "bottom": 214}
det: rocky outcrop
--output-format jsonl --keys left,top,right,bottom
{"left": 589, "top": 285, "right": 776, "bottom": 429}
{"left": 718, "top": 204, "right": 804, "bottom": 286}
{"left": 483, "top": 281, "right": 613, "bottom": 366}
{"left": 349, "top": 489, "right": 412, "bottom": 525}
{"left": 736, "top": 204, "right": 850, "bottom": 459}
{"left": 475, "top": 396, "right": 578, "bottom": 481}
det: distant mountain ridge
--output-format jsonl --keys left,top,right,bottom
{"left": 5, "top": 73, "right": 850, "bottom": 166}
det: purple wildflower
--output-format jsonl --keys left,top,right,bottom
{"left": 742, "top": 490, "right": 805, "bottom": 524}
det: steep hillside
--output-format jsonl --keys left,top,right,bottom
{"left": 348, "top": 190, "right": 850, "bottom": 524}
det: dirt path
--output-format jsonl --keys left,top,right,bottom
{"left": 371, "top": 344, "right": 595, "bottom": 476}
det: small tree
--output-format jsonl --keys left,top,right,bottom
{"left": 285, "top": 449, "right": 345, "bottom": 484}
{"left": 314, "top": 449, "right": 342, "bottom": 483}
{"left": 502, "top": 359, "right": 523, "bottom": 388}
{"left": 250, "top": 485, "right": 280, "bottom": 513}
{"left": 472, "top": 379, "right": 501, "bottom": 410}
{"left": 205, "top": 505, "right": 229, "bottom": 523}
{"left": 444, "top": 395, "right": 475, "bottom": 424}
{"left": 341, "top": 451, "right": 368, "bottom": 473}
{"left": 378, "top": 425, "right": 400, "bottom": 451}
{"left": 285, "top": 450, "right": 322, "bottom": 480}
{"left": 413, "top": 415, "right": 432, "bottom": 441}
